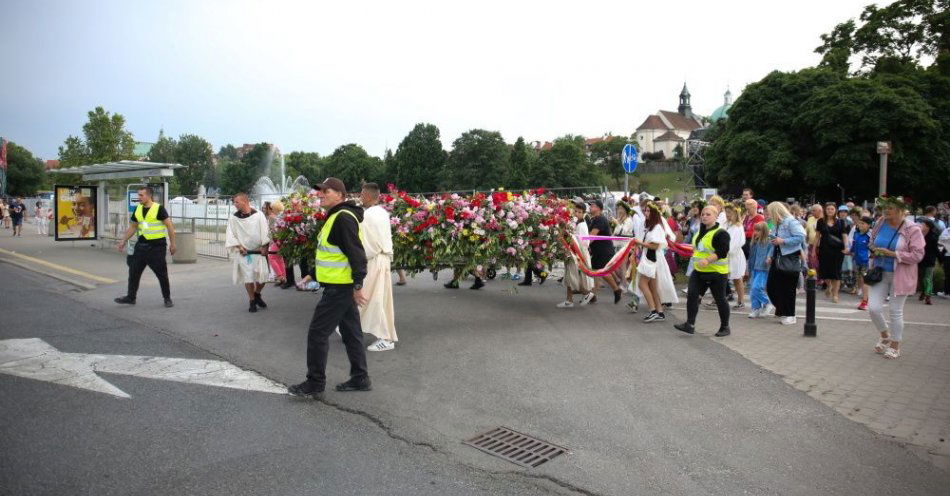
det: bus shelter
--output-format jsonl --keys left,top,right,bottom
{"left": 52, "top": 160, "right": 184, "bottom": 242}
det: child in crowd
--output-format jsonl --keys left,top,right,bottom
{"left": 849, "top": 216, "right": 872, "bottom": 310}
{"left": 747, "top": 222, "right": 772, "bottom": 318}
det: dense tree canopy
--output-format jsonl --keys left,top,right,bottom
{"left": 392, "top": 123, "right": 446, "bottom": 192}
{"left": 4, "top": 142, "right": 46, "bottom": 196}
{"left": 444, "top": 129, "right": 509, "bottom": 191}
{"left": 706, "top": 0, "right": 949, "bottom": 203}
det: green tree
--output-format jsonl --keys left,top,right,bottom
{"left": 4, "top": 142, "right": 46, "bottom": 196}
{"left": 285, "top": 151, "right": 324, "bottom": 186}
{"left": 323, "top": 144, "right": 383, "bottom": 192}
{"left": 217, "top": 144, "right": 239, "bottom": 161}
{"left": 80, "top": 106, "right": 136, "bottom": 164}
{"left": 534, "top": 135, "right": 603, "bottom": 188}
{"left": 444, "top": 129, "right": 509, "bottom": 190}
{"left": 220, "top": 143, "right": 269, "bottom": 195}
{"left": 147, "top": 129, "right": 177, "bottom": 163}
{"left": 173, "top": 134, "right": 214, "bottom": 195}
{"left": 393, "top": 123, "right": 446, "bottom": 192}
{"left": 507, "top": 137, "right": 535, "bottom": 189}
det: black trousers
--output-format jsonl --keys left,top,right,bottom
{"left": 686, "top": 270, "right": 729, "bottom": 328}
{"left": 306, "top": 284, "right": 369, "bottom": 389}
{"left": 522, "top": 262, "right": 544, "bottom": 284}
{"left": 127, "top": 242, "right": 170, "bottom": 300}
{"left": 766, "top": 263, "right": 799, "bottom": 317}
{"left": 285, "top": 258, "right": 314, "bottom": 285}
{"left": 943, "top": 256, "right": 950, "bottom": 295}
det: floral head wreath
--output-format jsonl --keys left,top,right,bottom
{"left": 645, "top": 201, "right": 662, "bottom": 215}
{"left": 875, "top": 194, "right": 911, "bottom": 211}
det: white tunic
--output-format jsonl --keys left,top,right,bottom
{"left": 633, "top": 222, "right": 680, "bottom": 304}
{"left": 225, "top": 210, "right": 271, "bottom": 284}
{"left": 725, "top": 222, "right": 747, "bottom": 279}
{"left": 360, "top": 205, "right": 397, "bottom": 342}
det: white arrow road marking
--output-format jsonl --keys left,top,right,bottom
{"left": 0, "top": 338, "right": 287, "bottom": 398}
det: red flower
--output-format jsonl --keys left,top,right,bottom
{"left": 444, "top": 206, "right": 455, "bottom": 221}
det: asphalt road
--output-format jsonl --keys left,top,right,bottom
{"left": 3, "top": 257, "right": 950, "bottom": 496}
{"left": 0, "top": 265, "right": 561, "bottom": 496}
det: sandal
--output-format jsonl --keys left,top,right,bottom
{"left": 883, "top": 347, "right": 900, "bottom": 359}
{"left": 873, "top": 338, "right": 891, "bottom": 354}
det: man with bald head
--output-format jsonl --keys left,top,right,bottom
{"left": 742, "top": 198, "right": 765, "bottom": 259}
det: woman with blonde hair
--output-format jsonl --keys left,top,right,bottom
{"left": 765, "top": 201, "right": 807, "bottom": 325}
{"left": 724, "top": 204, "right": 747, "bottom": 308}
{"left": 867, "top": 196, "right": 925, "bottom": 359}
{"left": 708, "top": 195, "right": 727, "bottom": 226}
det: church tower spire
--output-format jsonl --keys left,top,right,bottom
{"left": 678, "top": 82, "right": 693, "bottom": 118}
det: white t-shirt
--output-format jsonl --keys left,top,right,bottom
{"left": 725, "top": 223, "right": 745, "bottom": 252}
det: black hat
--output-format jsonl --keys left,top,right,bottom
{"left": 314, "top": 177, "right": 347, "bottom": 194}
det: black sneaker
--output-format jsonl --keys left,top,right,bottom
{"left": 249, "top": 300, "right": 258, "bottom": 313}
{"left": 470, "top": 278, "right": 485, "bottom": 290}
{"left": 288, "top": 381, "right": 324, "bottom": 399}
{"left": 335, "top": 377, "right": 372, "bottom": 392}
{"left": 444, "top": 280, "right": 459, "bottom": 289}
{"left": 614, "top": 290, "right": 622, "bottom": 304}
{"left": 643, "top": 310, "right": 658, "bottom": 321}
{"left": 517, "top": 280, "right": 531, "bottom": 287}
{"left": 164, "top": 298, "right": 174, "bottom": 308}
{"left": 674, "top": 323, "right": 695, "bottom": 334}
{"left": 115, "top": 296, "right": 136, "bottom": 305}
{"left": 715, "top": 327, "right": 731, "bottom": 337}
{"left": 654, "top": 312, "right": 666, "bottom": 322}
{"left": 254, "top": 293, "right": 267, "bottom": 309}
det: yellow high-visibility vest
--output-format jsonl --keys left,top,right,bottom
{"left": 134, "top": 203, "right": 167, "bottom": 241}
{"left": 692, "top": 226, "right": 728, "bottom": 274}
{"left": 315, "top": 209, "right": 363, "bottom": 284}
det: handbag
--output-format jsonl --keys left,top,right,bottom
{"left": 773, "top": 245, "right": 803, "bottom": 275}
{"left": 637, "top": 257, "right": 657, "bottom": 278}
{"left": 865, "top": 221, "right": 903, "bottom": 286}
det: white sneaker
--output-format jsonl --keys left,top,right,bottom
{"left": 780, "top": 316, "right": 797, "bottom": 325}
{"left": 580, "top": 293, "right": 595, "bottom": 306}
{"left": 334, "top": 327, "right": 341, "bottom": 337}
{"left": 748, "top": 308, "right": 761, "bottom": 319}
{"left": 764, "top": 304, "right": 775, "bottom": 316}
{"left": 556, "top": 300, "right": 574, "bottom": 308}
{"left": 367, "top": 339, "right": 395, "bottom": 352}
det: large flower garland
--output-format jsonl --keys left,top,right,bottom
{"left": 270, "top": 186, "right": 576, "bottom": 274}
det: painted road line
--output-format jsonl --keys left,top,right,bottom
{"left": 0, "top": 248, "right": 117, "bottom": 284}
{"left": 0, "top": 257, "right": 97, "bottom": 290}
{"left": 0, "top": 338, "right": 287, "bottom": 398}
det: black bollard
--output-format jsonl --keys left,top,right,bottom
{"left": 804, "top": 270, "right": 817, "bottom": 337}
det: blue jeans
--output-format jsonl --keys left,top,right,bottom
{"left": 750, "top": 269, "right": 770, "bottom": 310}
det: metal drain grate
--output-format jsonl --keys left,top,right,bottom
{"left": 464, "top": 426, "right": 568, "bottom": 468}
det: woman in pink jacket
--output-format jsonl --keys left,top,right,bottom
{"left": 867, "top": 196, "right": 925, "bottom": 359}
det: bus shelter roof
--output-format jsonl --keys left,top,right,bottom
{"left": 51, "top": 160, "right": 185, "bottom": 181}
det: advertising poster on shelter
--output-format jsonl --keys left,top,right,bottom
{"left": 54, "top": 185, "right": 98, "bottom": 240}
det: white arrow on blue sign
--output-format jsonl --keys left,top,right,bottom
{"left": 622, "top": 144, "right": 638, "bottom": 173}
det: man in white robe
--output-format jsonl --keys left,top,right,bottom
{"left": 225, "top": 193, "right": 271, "bottom": 313}
{"left": 359, "top": 183, "right": 398, "bottom": 351}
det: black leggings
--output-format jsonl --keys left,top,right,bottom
{"left": 685, "top": 271, "right": 729, "bottom": 328}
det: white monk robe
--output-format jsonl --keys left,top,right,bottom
{"left": 225, "top": 209, "right": 271, "bottom": 284}
{"left": 360, "top": 204, "right": 397, "bottom": 342}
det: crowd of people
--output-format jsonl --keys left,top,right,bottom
{"left": 97, "top": 181, "right": 946, "bottom": 404}
{"left": 506, "top": 188, "right": 945, "bottom": 359}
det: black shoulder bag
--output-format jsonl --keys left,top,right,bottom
{"left": 773, "top": 244, "right": 803, "bottom": 275}
{"left": 865, "top": 221, "right": 903, "bottom": 286}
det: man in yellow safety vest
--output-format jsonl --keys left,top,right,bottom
{"left": 115, "top": 186, "right": 177, "bottom": 307}
{"left": 675, "top": 205, "right": 732, "bottom": 336}
{"left": 288, "top": 177, "right": 371, "bottom": 400}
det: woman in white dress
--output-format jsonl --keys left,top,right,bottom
{"left": 724, "top": 203, "right": 747, "bottom": 309}
{"left": 632, "top": 202, "right": 679, "bottom": 322}
{"left": 612, "top": 202, "right": 636, "bottom": 292}
{"left": 558, "top": 201, "right": 595, "bottom": 308}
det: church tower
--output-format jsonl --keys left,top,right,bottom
{"left": 678, "top": 82, "right": 693, "bottom": 118}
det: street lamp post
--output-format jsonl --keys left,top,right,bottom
{"left": 877, "top": 141, "right": 891, "bottom": 196}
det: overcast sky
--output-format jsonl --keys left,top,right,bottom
{"left": 1, "top": 0, "right": 875, "bottom": 160}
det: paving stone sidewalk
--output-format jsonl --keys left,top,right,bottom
{"left": 706, "top": 300, "right": 950, "bottom": 470}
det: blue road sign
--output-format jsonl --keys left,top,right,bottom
{"left": 622, "top": 144, "right": 638, "bottom": 173}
